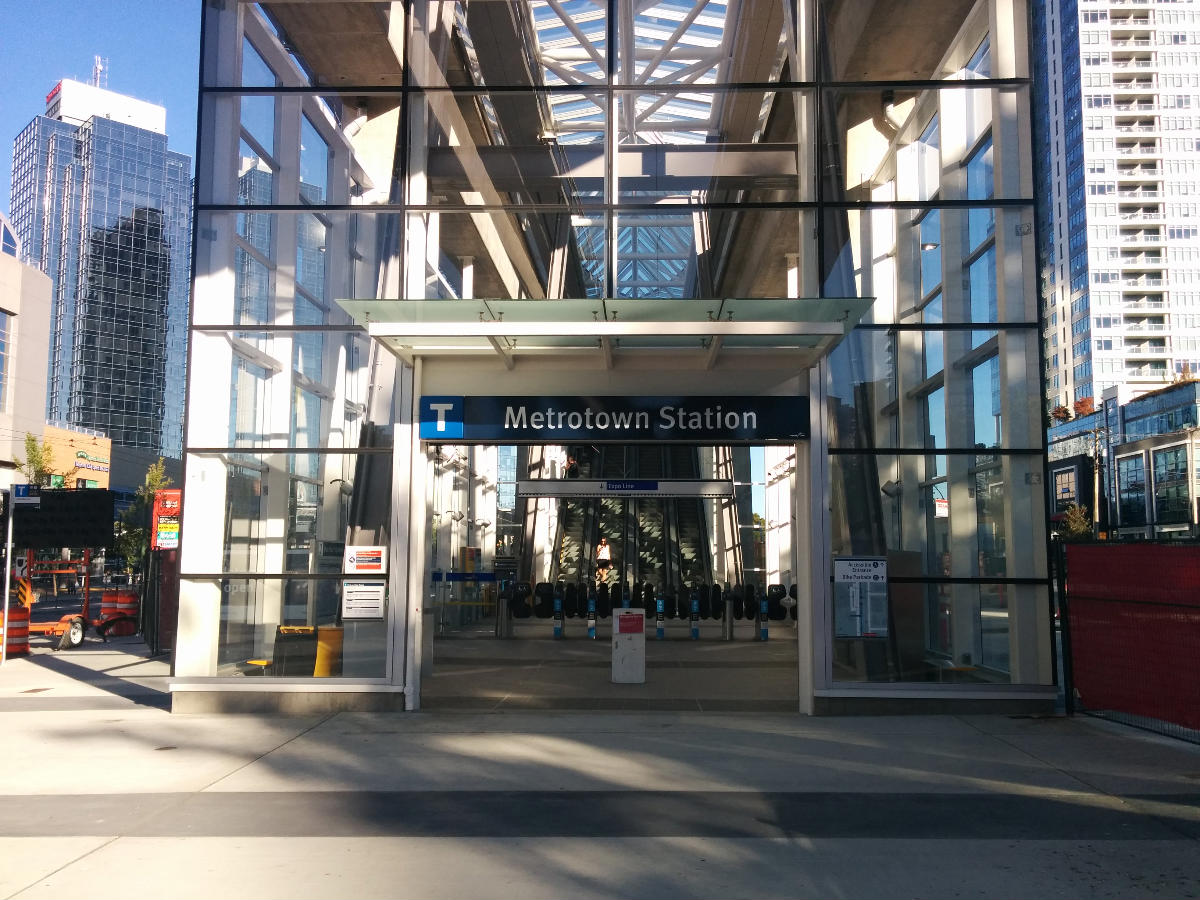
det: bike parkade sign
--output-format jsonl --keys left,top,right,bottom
{"left": 419, "top": 396, "right": 808, "bottom": 444}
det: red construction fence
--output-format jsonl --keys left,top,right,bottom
{"left": 1064, "top": 543, "right": 1200, "bottom": 733}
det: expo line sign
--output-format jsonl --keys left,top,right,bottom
{"left": 419, "top": 395, "right": 809, "bottom": 444}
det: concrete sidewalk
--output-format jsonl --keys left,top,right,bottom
{"left": 1, "top": 641, "right": 1198, "bottom": 899}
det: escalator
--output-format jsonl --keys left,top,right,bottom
{"left": 536, "top": 444, "right": 718, "bottom": 593}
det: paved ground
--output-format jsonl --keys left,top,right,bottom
{"left": 1, "top": 637, "right": 1198, "bottom": 899}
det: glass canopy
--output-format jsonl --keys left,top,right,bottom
{"left": 338, "top": 296, "right": 871, "bottom": 368}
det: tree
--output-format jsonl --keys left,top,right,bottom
{"left": 1051, "top": 405, "right": 1073, "bottom": 424}
{"left": 113, "top": 458, "right": 174, "bottom": 573}
{"left": 16, "top": 433, "right": 55, "bottom": 485}
{"left": 1058, "top": 503, "right": 1093, "bottom": 541}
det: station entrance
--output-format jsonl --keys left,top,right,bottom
{"left": 342, "top": 295, "right": 871, "bottom": 712}
{"left": 421, "top": 441, "right": 803, "bottom": 710}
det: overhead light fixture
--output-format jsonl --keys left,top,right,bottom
{"left": 921, "top": 242, "right": 940, "bottom": 251}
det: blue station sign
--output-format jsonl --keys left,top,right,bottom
{"left": 419, "top": 396, "right": 808, "bottom": 444}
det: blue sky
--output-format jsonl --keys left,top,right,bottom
{"left": 0, "top": 1, "right": 200, "bottom": 215}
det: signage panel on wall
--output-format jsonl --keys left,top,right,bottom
{"left": 344, "top": 545, "right": 387, "bottom": 574}
{"left": 342, "top": 580, "right": 386, "bottom": 619}
{"left": 516, "top": 479, "right": 734, "bottom": 499}
{"left": 833, "top": 556, "right": 889, "bottom": 637}
{"left": 419, "top": 396, "right": 809, "bottom": 444}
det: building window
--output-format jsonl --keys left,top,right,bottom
{"left": 1152, "top": 445, "right": 1190, "bottom": 524}
{"left": 1118, "top": 455, "right": 1147, "bottom": 527}
{"left": 1053, "top": 469, "right": 1077, "bottom": 514}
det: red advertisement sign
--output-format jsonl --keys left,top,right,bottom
{"left": 616, "top": 611, "right": 644, "bottom": 634}
{"left": 151, "top": 489, "right": 182, "bottom": 551}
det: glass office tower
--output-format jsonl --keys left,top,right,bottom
{"left": 176, "top": 0, "right": 1052, "bottom": 714}
{"left": 10, "top": 101, "right": 191, "bottom": 456}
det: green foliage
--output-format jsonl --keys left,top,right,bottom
{"left": 113, "top": 458, "right": 174, "bottom": 573}
{"left": 1058, "top": 503, "right": 1093, "bottom": 541}
{"left": 16, "top": 433, "right": 55, "bottom": 485}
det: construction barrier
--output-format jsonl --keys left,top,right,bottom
{"left": 1065, "top": 543, "right": 1200, "bottom": 735}
{"left": 101, "top": 590, "right": 139, "bottom": 636}
{"left": 3, "top": 604, "right": 31, "bottom": 657}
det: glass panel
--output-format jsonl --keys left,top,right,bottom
{"left": 1152, "top": 445, "right": 1189, "bottom": 524}
{"left": 296, "top": 213, "right": 327, "bottom": 300}
{"left": 830, "top": 575, "right": 1045, "bottom": 685}
{"left": 1118, "top": 454, "right": 1147, "bottom": 527}
{"left": 416, "top": 89, "right": 606, "bottom": 209}
{"left": 828, "top": 453, "right": 1044, "bottom": 580}
{"left": 967, "top": 244, "right": 997, "bottom": 347}
{"left": 229, "top": 355, "right": 273, "bottom": 448}
{"left": 613, "top": 89, "right": 810, "bottom": 204}
{"left": 291, "top": 387, "right": 326, "bottom": 480}
{"left": 184, "top": 449, "right": 394, "bottom": 576}
{"left": 187, "top": 577, "right": 387, "bottom": 678}
{"left": 824, "top": 328, "right": 896, "bottom": 449}
{"left": 234, "top": 246, "right": 271, "bottom": 326}
{"left": 923, "top": 295, "right": 943, "bottom": 377}
{"left": 240, "top": 96, "right": 275, "bottom": 157}
{"left": 823, "top": 208, "right": 1027, "bottom": 327}
{"left": 237, "top": 140, "right": 275, "bottom": 211}
{"left": 300, "top": 115, "right": 329, "bottom": 204}
{"left": 819, "top": 87, "right": 1023, "bottom": 206}
{"left": 925, "top": 388, "right": 946, "bottom": 449}
{"left": 818, "top": 2, "right": 1011, "bottom": 82}
{"left": 966, "top": 136, "right": 995, "bottom": 250}
{"left": 971, "top": 356, "right": 1001, "bottom": 449}
{"left": 186, "top": 331, "right": 369, "bottom": 451}
{"left": 241, "top": 38, "right": 276, "bottom": 88}
{"left": 919, "top": 209, "right": 942, "bottom": 296}
{"left": 294, "top": 297, "right": 326, "bottom": 383}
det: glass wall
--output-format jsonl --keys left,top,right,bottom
{"left": 185, "top": 0, "right": 1048, "bottom": 690}
{"left": 818, "top": 3, "right": 1048, "bottom": 685}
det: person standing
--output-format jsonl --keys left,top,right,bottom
{"left": 595, "top": 536, "right": 612, "bottom": 584}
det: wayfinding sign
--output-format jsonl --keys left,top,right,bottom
{"left": 517, "top": 479, "right": 734, "bottom": 499}
{"left": 13, "top": 485, "right": 40, "bottom": 506}
{"left": 419, "top": 396, "right": 808, "bottom": 444}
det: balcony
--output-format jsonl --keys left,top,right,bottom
{"left": 1114, "top": 102, "right": 1155, "bottom": 112}
{"left": 1111, "top": 38, "right": 1153, "bottom": 49}
{"left": 1123, "top": 276, "right": 1165, "bottom": 288}
{"left": 1115, "top": 144, "right": 1160, "bottom": 156}
{"left": 1118, "top": 229, "right": 1164, "bottom": 242}
{"left": 1114, "top": 123, "right": 1158, "bottom": 134}
{"left": 1121, "top": 297, "right": 1165, "bottom": 309}
{"left": 1124, "top": 344, "right": 1169, "bottom": 356}
{"left": 1112, "top": 60, "right": 1156, "bottom": 71}
{"left": 1117, "top": 210, "right": 1165, "bottom": 222}
{"left": 1115, "top": 170, "right": 1161, "bottom": 182}
{"left": 1127, "top": 365, "right": 1170, "bottom": 378}
{"left": 1124, "top": 320, "right": 1167, "bottom": 333}
{"left": 1119, "top": 253, "right": 1165, "bottom": 267}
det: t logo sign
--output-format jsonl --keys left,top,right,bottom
{"left": 419, "top": 396, "right": 464, "bottom": 439}
{"left": 429, "top": 403, "right": 454, "bottom": 431}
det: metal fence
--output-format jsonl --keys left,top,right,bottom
{"left": 1061, "top": 541, "right": 1200, "bottom": 744}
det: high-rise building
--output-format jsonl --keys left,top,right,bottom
{"left": 1037, "top": 0, "right": 1200, "bottom": 415}
{"left": 9, "top": 78, "right": 191, "bottom": 456}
